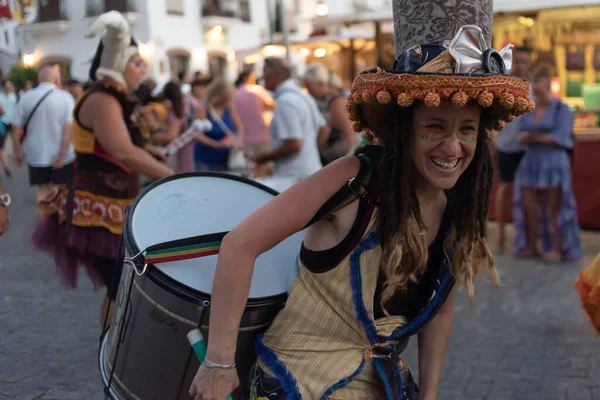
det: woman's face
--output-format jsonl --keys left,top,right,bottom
{"left": 212, "top": 87, "right": 233, "bottom": 107}
{"left": 305, "top": 80, "right": 328, "bottom": 98}
{"left": 410, "top": 101, "right": 481, "bottom": 191}
{"left": 532, "top": 77, "right": 551, "bottom": 102}
{"left": 123, "top": 54, "right": 147, "bottom": 92}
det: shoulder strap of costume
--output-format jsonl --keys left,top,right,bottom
{"left": 138, "top": 147, "right": 377, "bottom": 266}
{"left": 74, "top": 83, "right": 132, "bottom": 130}
{"left": 302, "top": 151, "right": 373, "bottom": 229}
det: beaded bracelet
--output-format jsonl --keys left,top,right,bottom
{"left": 203, "top": 358, "right": 236, "bottom": 370}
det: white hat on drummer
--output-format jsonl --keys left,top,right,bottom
{"left": 86, "top": 11, "right": 139, "bottom": 87}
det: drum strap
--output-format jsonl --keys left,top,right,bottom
{"left": 141, "top": 153, "right": 374, "bottom": 265}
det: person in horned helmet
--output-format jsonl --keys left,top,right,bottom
{"left": 189, "top": 0, "right": 534, "bottom": 399}
{"left": 32, "top": 11, "right": 174, "bottom": 327}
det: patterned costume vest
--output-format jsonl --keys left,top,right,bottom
{"left": 255, "top": 209, "right": 456, "bottom": 399}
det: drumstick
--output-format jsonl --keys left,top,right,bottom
{"left": 187, "top": 329, "right": 234, "bottom": 400}
{"left": 161, "top": 119, "right": 213, "bottom": 157}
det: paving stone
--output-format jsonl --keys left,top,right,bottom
{"left": 1, "top": 167, "right": 600, "bottom": 400}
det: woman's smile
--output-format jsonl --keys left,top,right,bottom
{"left": 430, "top": 156, "right": 461, "bottom": 170}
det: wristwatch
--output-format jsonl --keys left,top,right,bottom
{"left": 0, "top": 193, "right": 11, "bottom": 207}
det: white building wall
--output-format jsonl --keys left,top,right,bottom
{"left": 16, "top": 0, "right": 209, "bottom": 87}
{"left": 12, "top": 0, "right": 395, "bottom": 85}
{"left": 0, "top": 19, "right": 19, "bottom": 76}
{"left": 17, "top": 0, "right": 151, "bottom": 82}
{"left": 227, "top": 0, "right": 269, "bottom": 53}
{"left": 145, "top": 0, "right": 206, "bottom": 87}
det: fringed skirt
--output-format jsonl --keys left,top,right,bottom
{"left": 513, "top": 148, "right": 582, "bottom": 260}
{"left": 32, "top": 214, "right": 125, "bottom": 298}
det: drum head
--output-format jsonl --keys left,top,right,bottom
{"left": 126, "top": 173, "right": 303, "bottom": 300}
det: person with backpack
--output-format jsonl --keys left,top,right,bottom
{"left": 11, "top": 65, "right": 75, "bottom": 204}
{"left": 513, "top": 66, "right": 582, "bottom": 262}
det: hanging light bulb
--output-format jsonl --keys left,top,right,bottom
{"left": 315, "top": 1, "right": 328, "bottom": 17}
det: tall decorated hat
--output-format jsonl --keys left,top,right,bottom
{"left": 347, "top": 0, "right": 535, "bottom": 137}
{"left": 86, "top": 11, "right": 139, "bottom": 87}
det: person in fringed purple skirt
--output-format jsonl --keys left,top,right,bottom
{"left": 513, "top": 67, "right": 582, "bottom": 262}
{"left": 32, "top": 11, "right": 174, "bottom": 327}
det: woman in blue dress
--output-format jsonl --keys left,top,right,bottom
{"left": 194, "top": 79, "right": 244, "bottom": 171}
{"left": 514, "top": 67, "right": 582, "bottom": 262}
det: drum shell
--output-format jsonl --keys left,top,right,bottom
{"left": 100, "top": 258, "right": 286, "bottom": 400}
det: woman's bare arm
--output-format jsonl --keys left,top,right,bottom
{"left": 230, "top": 103, "right": 244, "bottom": 142}
{"left": 82, "top": 92, "right": 174, "bottom": 178}
{"left": 193, "top": 131, "right": 229, "bottom": 148}
{"left": 205, "top": 155, "right": 361, "bottom": 363}
{"left": 417, "top": 286, "right": 457, "bottom": 400}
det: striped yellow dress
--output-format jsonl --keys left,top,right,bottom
{"left": 253, "top": 210, "right": 455, "bottom": 399}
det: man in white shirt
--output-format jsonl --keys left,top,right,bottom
{"left": 254, "top": 57, "right": 326, "bottom": 179}
{"left": 0, "top": 80, "right": 17, "bottom": 178}
{"left": 11, "top": 65, "right": 75, "bottom": 203}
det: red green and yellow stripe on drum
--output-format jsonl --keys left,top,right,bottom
{"left": 144, "top": 237, "right": 224, "bottom": 264}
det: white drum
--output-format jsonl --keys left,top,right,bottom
{"left": 99, "top": 172, "right": 304, "bottom": 400}
{"left": 254, "top": 176, "right": 301, "bottom": 194}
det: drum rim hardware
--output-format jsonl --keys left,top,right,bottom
{"left": 123, "top": 249, "right": 148, "bottom": 276}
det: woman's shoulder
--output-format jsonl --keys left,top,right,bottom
{"left": 81, "top": 90, "right": 124, "bottom": 116}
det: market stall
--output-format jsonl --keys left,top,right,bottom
{"left": 490, "top": 3, "right": 600, "bottom": 229}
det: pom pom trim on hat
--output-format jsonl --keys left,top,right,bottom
{"left": 347, "top": 70, "right": 534, "bottom": 136}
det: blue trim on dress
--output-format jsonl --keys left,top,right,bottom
{"left": 254, "top": 334, "right": 302, "bottom": 400}
{"left": 387, "top": 233, "right": 456, "bottom": 340}
{"left": 374, "top": 359, "right": 397, "bottom": 400}
{"left": 317, "top": 231, "right": 380, "bottom": 399}
{"left": 349, "top": 231, "right": 380, "bottom": 342}
{"left": 319, "top": 360, "right": 367, "bottom": 400}
{"left": 388, "top": 267, "right": 453, "bottom": 339}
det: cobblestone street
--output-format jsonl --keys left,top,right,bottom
{"left": 1, "top": 166, "right": 599, "bottom": 400}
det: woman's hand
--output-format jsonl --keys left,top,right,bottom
{"left": 217, "top": 137, "right": 235, "bottom": 149}
{"left": 144, "top": 143, "right": 169, "bottom": 162}
{"left": 189, "top": 365, "right": 239, "bottom": 400}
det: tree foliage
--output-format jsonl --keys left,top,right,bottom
{"left": 8, "top": 65, "right": 38, "bottom": 92}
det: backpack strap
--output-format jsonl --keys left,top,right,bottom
{"left": 139, "top": 150, "right": 376, "bottom": 266}
{"left": 20, "top": 89, "right": 54, "bottom": 143}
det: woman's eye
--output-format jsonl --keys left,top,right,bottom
{"left": 462, "top": 126, "right": 477, "bottom": 133}
{"left": 425, "top": 124, "right": 444, "bottom": 130}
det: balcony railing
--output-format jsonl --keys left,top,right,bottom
{"left": 85, "top": 0, "right": 136, "bottom": 17}
{"left": 202, "top": 0, "right": 251, "bottom": 23}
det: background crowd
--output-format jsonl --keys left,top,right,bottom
{"left": 0, "top": 48, "right": 583, "bottom": 262}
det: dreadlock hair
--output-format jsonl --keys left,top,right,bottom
{"left": 374, "top": 102, "right": 498, "bottom": 314}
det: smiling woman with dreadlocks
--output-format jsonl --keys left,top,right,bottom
{"left": 189, "top": 1, "right": 534, "bottom": 399}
